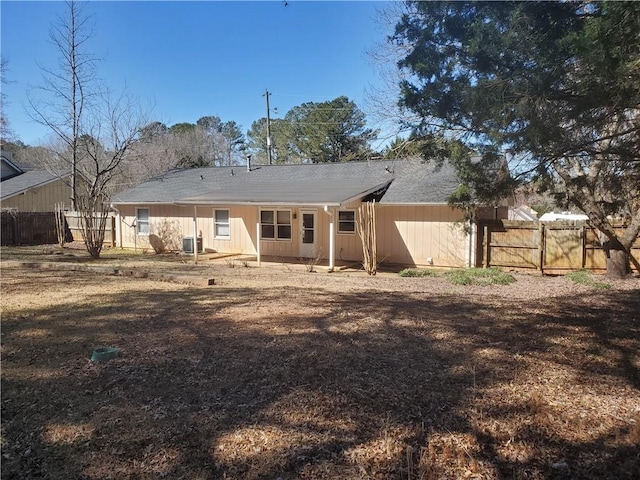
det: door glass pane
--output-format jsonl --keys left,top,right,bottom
{"left": 303, "top": 213, "right": 314, "bottom": 229}
{"left": 303, "top": 229, "right": 314, "bottom": 244}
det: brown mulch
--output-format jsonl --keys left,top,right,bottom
{"left": 1, "top": 246, "right": 639, "bottom": 479}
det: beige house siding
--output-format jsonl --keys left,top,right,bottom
{"left": 116, "top": 202, "right": 471, "bottom": 268}
{"left": 1, "top": 178, "right": 70, "bottom": 212}
{"left": 376, "top": 204, "right": 468, "bottom": 267}
{"left": 117, "top": 204, "right": 260, "bottom": 254}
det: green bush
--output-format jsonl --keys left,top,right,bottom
{"left": 566, "top": 270, "right": 611, "bottom": 290}
{"left": 398, "top": 268, "right": 438, "bottom": 278}
{"left": 444, "top": 267, "right": 516, "bottom": 286}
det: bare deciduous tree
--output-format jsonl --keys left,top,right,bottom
{"left": 27, "top": 0, "right": 98, "bottom": 210}
{"left": 27, "top": 1, "right": 147, "bottom": 258}
{"left": 357, "top": 201, "right": 377, "bottom": 275}
{"left": 1, "top": 55, "right": 14, "bottom": 142}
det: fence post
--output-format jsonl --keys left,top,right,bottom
{"left": 13, "top": 214, "right": 18, "bottom": 245}
{"left": 110, "top": 216, "right": 116, "bottom": 247}
{"left": 483, "top": 224, "right": 490, "bottom": 268}
{"left": 581, "top": 225, "right": 587, "bottom": 269}
{"left": 538, "top": 222, "right": 545, "bottom": 275}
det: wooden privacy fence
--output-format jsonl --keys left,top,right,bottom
{"left": 64, "top": 211, "right": 116, "bottom": 247}
{"left": 478, "top": 220, "right": 640, "bottom": 273}
{"left": 1, "top": 211, "right": 60, "bottom": 246}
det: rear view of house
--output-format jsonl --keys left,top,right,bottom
{"left": 111, "top": 159, "right": 506, "bottom": 269}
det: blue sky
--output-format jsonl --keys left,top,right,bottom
{"left": 1, "top": 1, "right": 397, "bottom": 148}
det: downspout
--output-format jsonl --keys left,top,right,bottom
{"left": 193, "top": 205, "right": 198, "bottom": 264}
{"left": 323, "top": 205, "right": 335, "bottom": 272}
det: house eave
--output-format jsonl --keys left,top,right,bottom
{"left": 174, "top": 200, "right": 343, "bottom": 208}
{"left": 378, "top": 201, "right": 450, "bottom": 207}
{"left": 111, "top": 201, "right": 178, "bottom": 206}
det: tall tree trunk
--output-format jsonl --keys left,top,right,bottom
{"left": 603, "top": 238, "right": 629, "bottom": 278}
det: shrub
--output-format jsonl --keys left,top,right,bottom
{"left": 444, "top": 267, "right": 515, "bottom": 286}
{"left": 149, "top": 220, "right": 182, "bottom": 253}
{"left": 399, "top": 268, "right": 438, "bottom": 278}
{"left": 566, "top": 270, "right": 611, "bottom": 290}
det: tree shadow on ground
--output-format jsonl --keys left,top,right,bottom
{"left": 2, "top": 269, "right": 639, "bottom": 479}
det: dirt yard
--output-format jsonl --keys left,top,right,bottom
{"left": 1, "top": 246, "right": 639, "bottom": 479}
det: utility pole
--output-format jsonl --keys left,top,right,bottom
{"left": 263, "top": 89, "right": 272, "bottom": 165}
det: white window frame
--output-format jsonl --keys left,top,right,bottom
{"left": 260, "top": 209, "right": 292, "bottom": 241}
{"left": 214, "top": 209, "right": 231, "bottom": 240}
{"left": 337, "top": 209, "right": 356, "bottom": 235}
{"left": 136, "top": 207, "right": 150, "bottom": 236}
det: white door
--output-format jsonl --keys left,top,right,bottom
{"left": 299, "top": 210, "right": 317, "bottom": 258}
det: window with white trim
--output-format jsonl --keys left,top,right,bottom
{"left": 338, "top": 210, "right": 356, "bottom": 234}
{"left": 136, "top": 208, "right": 149, "bottom": 235}
{"left": 214, "top": 209, "right": 230, "bottom": 239}
{"left": 260, "top": 209, "right": 291, "bottom": 240}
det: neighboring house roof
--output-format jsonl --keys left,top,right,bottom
{"left": 539, "top": 212, "right": 589, "bottom": 222}
{"left": 509, "top": 205, "right": 539, "bottom": 221}
{"left": 0, "top": 170, "right": 68, "bottom": 200}
{"left": 1, "top": 154, "right": 24, "bottom": 181}
{"left": 111, "top": 159, "right": 462, "bottom": 207}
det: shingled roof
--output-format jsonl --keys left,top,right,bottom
{"left": 111, "top": 159, "right": 461, "bottom": 206}
{"left": 0, "top": 170, "right": 68, "bottom": 200}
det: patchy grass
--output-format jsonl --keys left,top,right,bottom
{"left": 567, "top": 269, "right": 612, "bottom": 289}
{"left": 1, "top": 257, "right": 639, "bottom": 479}
{"left": 398, "top": 268, "right": 439, "bottom": 278}
{"left": 444, "top": 267, "right": 516, "bottom": 286}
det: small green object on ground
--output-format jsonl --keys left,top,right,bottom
{"left": 91, "top": 347, "right": 119, "bottom": 362}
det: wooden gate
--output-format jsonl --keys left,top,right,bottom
{"left": 477, "top": 220, "right": 639, "bottom": 273}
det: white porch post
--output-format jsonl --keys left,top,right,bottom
{"left": 324, "top": 205, "right": 335, "bottom": 272}
{"left": 256, "top": 208, "right": 261, "bottom": 266}
{"left": 193, "top": 205, "right": 198, "bottom": 264}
